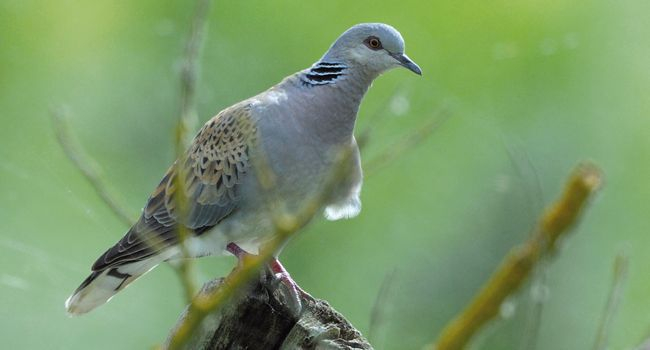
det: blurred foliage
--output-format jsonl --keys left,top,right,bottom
{"left": 0, "top": 0, "right": 648, "bottom": 349}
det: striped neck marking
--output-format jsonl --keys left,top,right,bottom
{"left": 301, "top": 62, "right": 347, "bottom": 86}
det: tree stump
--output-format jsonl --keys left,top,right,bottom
{"left": 165, "top": 267, "right": 373, "bottom": 349}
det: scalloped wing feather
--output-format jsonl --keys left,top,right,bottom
{"left": 92, "top": 103, "right": 256, "bottom": 270}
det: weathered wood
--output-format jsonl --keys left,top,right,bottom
{"left": 166, "top": 267, "right": 373, "bottom": 349}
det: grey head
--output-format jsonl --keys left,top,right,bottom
{"left": 321, "top": 23, "right": 422, "bottom": 76}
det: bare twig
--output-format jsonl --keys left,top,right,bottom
{"left": 362, "top": 107, "right": 451, "bottom": 177}
{"left": 50, "top": 106, "right": 135, "bottom": 227}
{"left": 503, "top": 139, "right": 545, "bottom": 221}
{"left": 356, "top": 85, "right": 406, "bottom": 150}
{"left": 433, "top": 162, "right": 603, "bottom": 350}
{"left": 177, "top": 0, "right": 212, "bottom": 148}
{"left": 367, "top": 269, "right": 396, "bottom": 348}
{"left": 592, "top": 251, "right": 629, "bottom": 350}
{"left": 503, "top": 140, "right": 547, "bottom": 350}
{"left": 171, "top": 0, "right": 213, "bottom": 303}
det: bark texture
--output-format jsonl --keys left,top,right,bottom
{"left": 166, "top": 268, "right": 373, "bottom": 350}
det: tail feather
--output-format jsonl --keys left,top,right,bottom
{"left": 65, "top": 259, "right": 158, "bottom": 316}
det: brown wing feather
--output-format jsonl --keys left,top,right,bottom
{"left": 92, "top": 103, "right": 256, "bottom": 270}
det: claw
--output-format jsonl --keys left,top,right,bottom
{"left": 268, "top": 258, "right": 307, "bottom": 315}
{"left": 225, "top": 243, "right": 310, "bottom": 314}
{"left": 269, "top": 258, "right": 312, "bottom": 301}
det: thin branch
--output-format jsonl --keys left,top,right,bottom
{"left": 367, "top": 269, "right": 396, "bottom": 347}
{"left": 503, "top": 139, "right": 545, "bottom": 221}
{"left": 433, "top": 162, "right": 603, "bottom": 350}
{"left": 362, "top": 107, "right": 451, "bottom": 177}
{"left": 502, "top": 139, "right": 548, "bottom": 350}
{"left": 592, "top": 251, "right": 629, "bottom": 350}
{"left": 177, "top": 0, "right": 212, "bottom": 148}
{"left": 171, "top": 0, "right": 213, "bottom": 303}
{"left": 505, "top": 139, "right": 548, "bottom": 350}
{"left": 356, "top": 85, "right": 407, "bottom": 150}
{"left": 50, "top": 106, "right": 135, "bottom": 227}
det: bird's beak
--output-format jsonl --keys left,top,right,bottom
{"left": 392, "top": 53, "right": 422, "bottom": 76}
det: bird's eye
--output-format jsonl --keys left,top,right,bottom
{"left": 365, "top": 36, "right": 382, "bottom": 50}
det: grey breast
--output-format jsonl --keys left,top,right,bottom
{"left": 240, "top": 74, "right": 361, "bottom": 214}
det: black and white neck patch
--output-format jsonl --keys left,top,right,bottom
{"left": 301, "top": 62, "right": 347, "bottom": 86}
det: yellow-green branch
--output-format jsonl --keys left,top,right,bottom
{"left": 170, "top": 0, "right": 213, "bottom": 303}
{"left": 433, "top": 162, "right": 603, "bottom": 350}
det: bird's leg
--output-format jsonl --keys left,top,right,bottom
{"left": 226, "top": 243, "right": 309, "bottom": 313}
{"left": 226, "top": 242, "right": 248, "bottom": 268}
{"left": 269, "top": 258, "right": 313, "bottom": 301}
{"left": 268, "top": 257, "right": 309, "bottom": 314}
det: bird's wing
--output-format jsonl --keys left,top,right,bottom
{"left": 92, "top": 103, "right": 256, "bottom": 270}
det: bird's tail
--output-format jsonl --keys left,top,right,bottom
{"left": 65, "top": 259, "right": 158, "bottom": 316}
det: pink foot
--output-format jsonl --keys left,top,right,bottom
{"left": 226, "top": 243, "right": 311, "bottom": 311}
{"left": 269, "top": 257, "right": 313, "bottom": 301}
{"left": 226, "top": 242, "right": 247, "bottom": 259}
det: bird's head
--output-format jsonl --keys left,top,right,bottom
{"left": 322, "top": 23, "right": 422, "bottom": 76}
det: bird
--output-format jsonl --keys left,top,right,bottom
{"left": 65, "top": 22, "right": 421, "bottom": 315}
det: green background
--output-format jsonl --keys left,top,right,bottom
{"left": 1, "top": 1, "right": 648, "bottom": 349}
